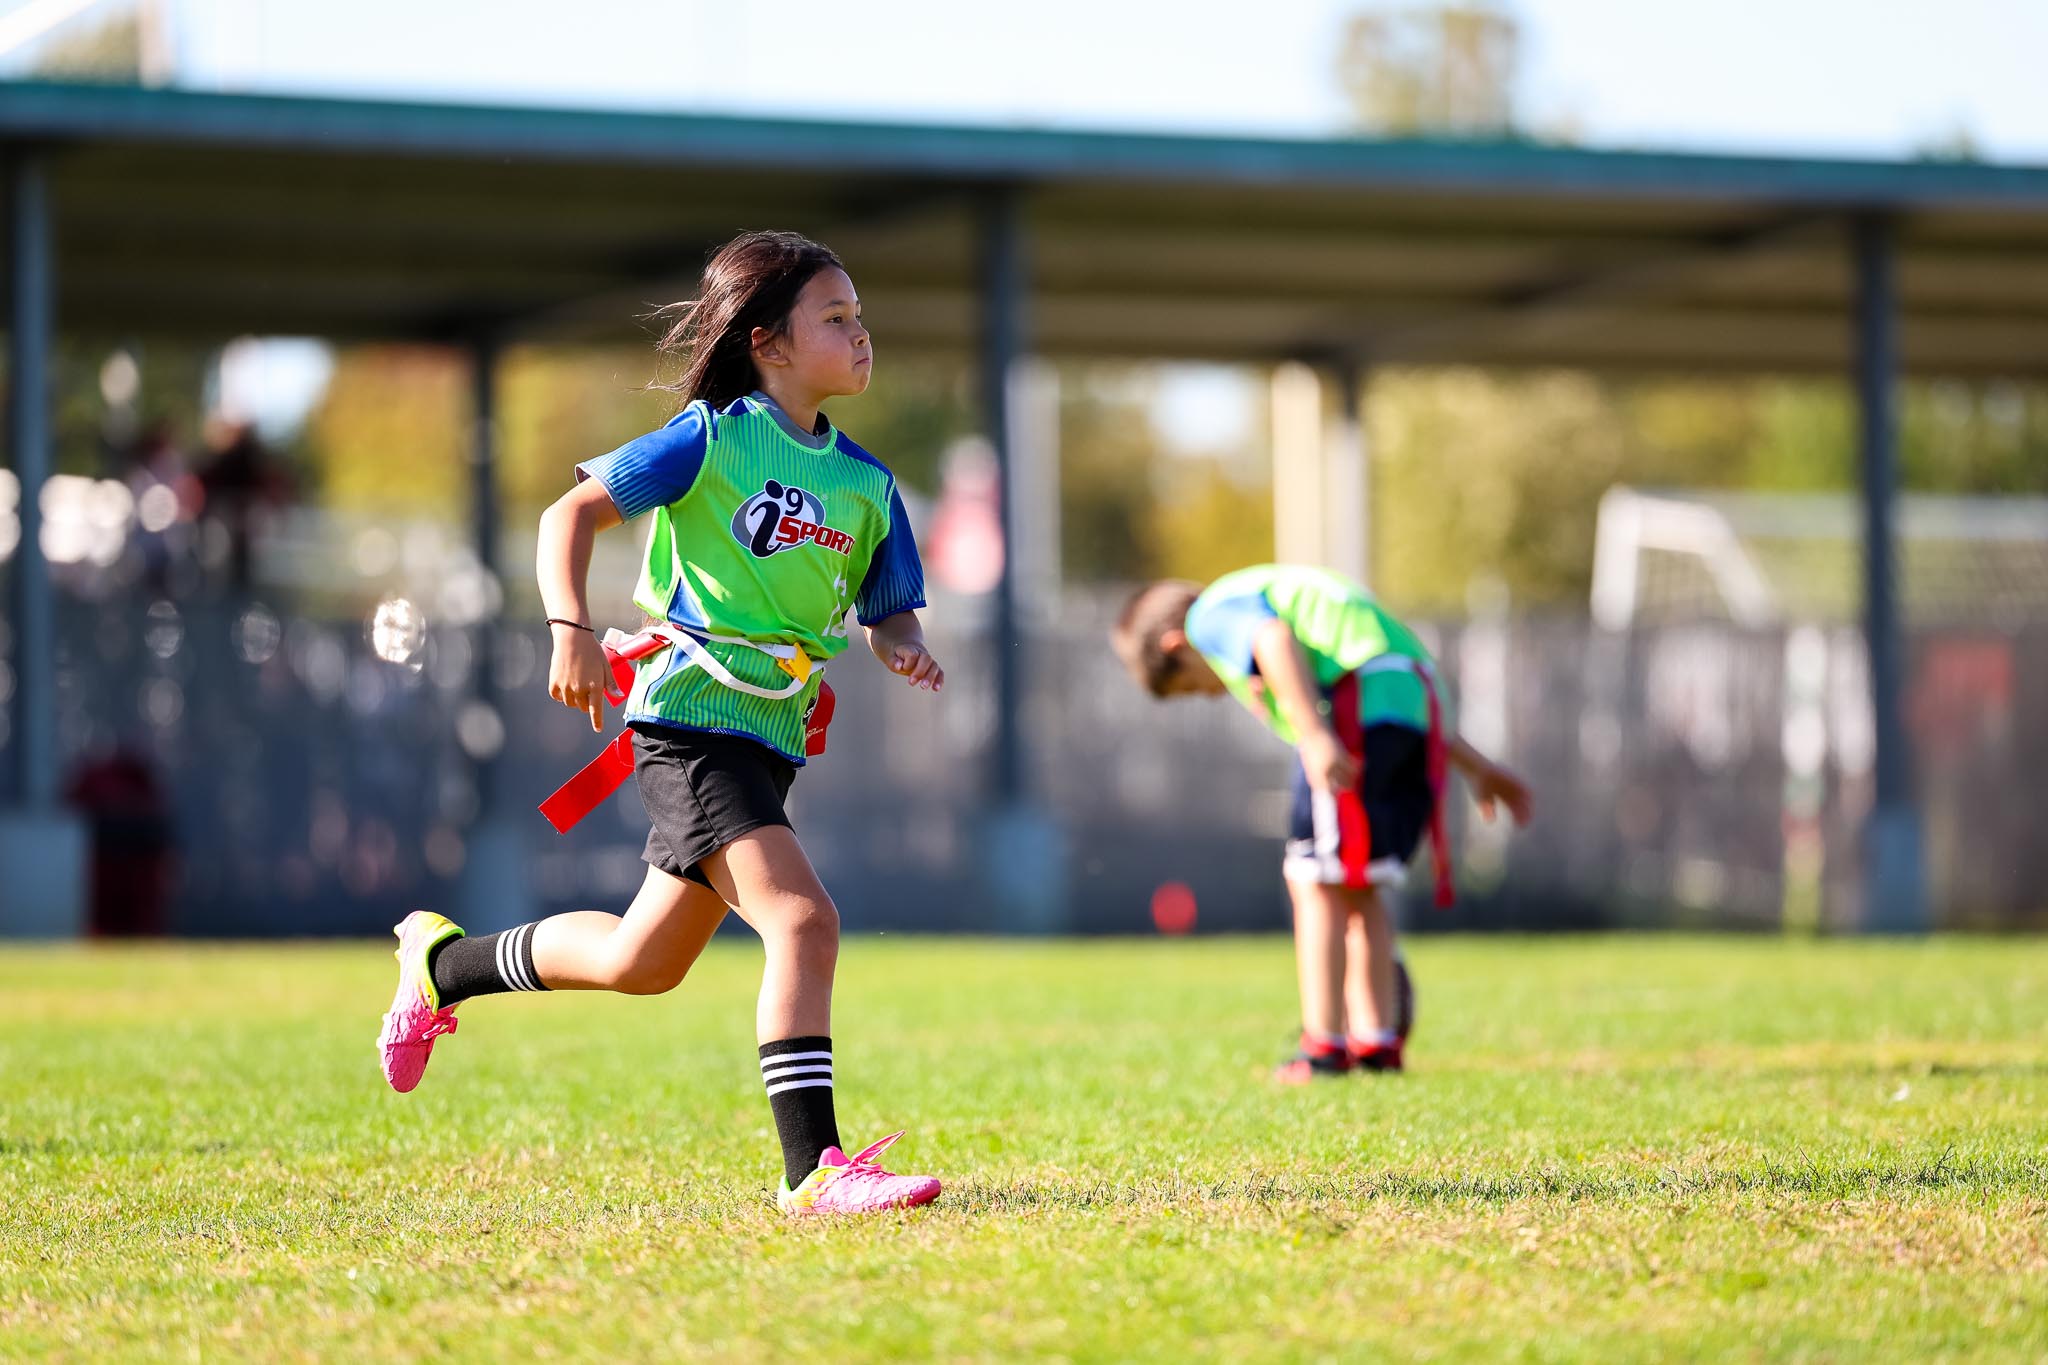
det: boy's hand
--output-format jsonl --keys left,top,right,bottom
{"left": 886, "top": 642, "right": 945, "bottom": 692}
{"left": 1470, "top": 761, "right": 1534, "bottom": 826}
{"left": 548, "top": 626, "right": 611, "bottom": 732}
{"left": 1298, "top": 728, "right": 1360, "bottom": 795}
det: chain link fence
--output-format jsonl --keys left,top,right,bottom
{"left": 7, "top": 586, "right": 2044, "bottom": 935}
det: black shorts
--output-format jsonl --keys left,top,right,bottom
{"left": 632, "top": 724, "right": 797, "bottom": 889}
{"left": 1284, "top": 723, "right": 1434, "bottom": 888}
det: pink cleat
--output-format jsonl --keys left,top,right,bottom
{"left": 377, "top": 910, "right": 465, "bottom": 1093}
{"left": 778, "top": 1131, "right": 942, "bottom": 1216}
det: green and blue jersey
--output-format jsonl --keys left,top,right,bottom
{"left": 1184, "top": 564, "right": 1445, "bottom": 744}
{"left": 577, "top": 392, "right": 925, "bottom": 763}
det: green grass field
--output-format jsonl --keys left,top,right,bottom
{"left": 4, "top": 935, "right": 2045, "bottom": 1362}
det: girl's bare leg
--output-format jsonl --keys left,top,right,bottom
{"left": 699, "top": 824, "right": 846, "bottom": 1189}
{"left": 529, "top": 865, "right": 730, "bottom": 995}
{"left": 699, "top": 825, "right": 838, "bottom": 1042}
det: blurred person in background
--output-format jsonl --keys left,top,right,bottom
{"left": 376, "top": 230, "right": 950, "bottom": 1216}
{"left": 1113, "top": 565, "right": 1533, "bottom": 1081}
{"left": 119, "top": 421, "right": 199, "bottom": 593}
{"left": 197, "top": 415, "right": 294, "bottom": 590}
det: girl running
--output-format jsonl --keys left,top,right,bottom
{"left": 376, "top": 230, "right": 946, "bottom": 1215}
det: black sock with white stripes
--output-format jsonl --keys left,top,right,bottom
{"left": 426, "top": 923, "right": 549, "bottom": 1006}
{"left": 759, "top": 1036, "right": 840, "bottom": 1188}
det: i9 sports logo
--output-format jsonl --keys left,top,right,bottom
{"left": 730, "top": 480, "right": 858, "bottom": 559}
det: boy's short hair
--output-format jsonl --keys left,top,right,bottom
{"left": 1111, "top": 579, "right": 1203, "bottom": 697}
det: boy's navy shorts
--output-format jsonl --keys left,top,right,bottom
{"left": 1284, "top": 722, "right": 1434, "bottom": 888}
{"left": 631, "top": 724, "right": 796, "bottom": 890}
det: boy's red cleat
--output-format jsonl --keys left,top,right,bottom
{"left": 1350, "top": 1038, "right": 1404, "bottom": 1073}
{"left": 1274, "top": 1033, "right": 1353, "bottom": 1084}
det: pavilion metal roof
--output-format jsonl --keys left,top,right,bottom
{"left": 5, "top": 79, "right": 2048, "bottom": 373}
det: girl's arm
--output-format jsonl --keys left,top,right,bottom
{"left": 537, "top": 479, "right": 624, "bottom": 731}
{"left": 1248, "top": 617, "right": 1358, "bottom": 794}
{"left": 1447, "top": 735, "right": 1534, "bottom": 826}
{"left": 864, "top": 610, "right": 944, "bottom": 692}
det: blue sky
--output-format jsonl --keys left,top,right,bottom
{"left": 63, "top": 0, "right": 2048, "bottom": 162}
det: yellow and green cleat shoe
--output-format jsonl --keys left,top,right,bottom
{"left": 778, "top": 1131, "right": 942, "bottom": 1216}
{"left": 377, "top": 910, "right": 465, "bottom": 1093}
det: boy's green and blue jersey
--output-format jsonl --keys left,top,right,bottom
{"left": 576, "top": 393, "right": 925, "bottom": 763}
{"left": 1183, "top": 564, "right": 1445, "bottom": 744}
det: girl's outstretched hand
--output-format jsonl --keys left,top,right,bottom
{"left": 887, "top": 642, "right": 944, "bottom": 692}
{"left": 548, "top": 626, "right": 612, "bottom": 731}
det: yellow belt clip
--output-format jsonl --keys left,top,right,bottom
{"left": 774, "top": 643, "right": 814, "bottom": 684}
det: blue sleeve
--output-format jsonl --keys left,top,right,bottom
{"left": 855, "top": 485, "right": 927, "bottom": 626}
{"left": 1183, "top": 590, "right": 1277, "bottom": 675}
{"left": 574, "top": 406, "right": 708, "bottom": 520}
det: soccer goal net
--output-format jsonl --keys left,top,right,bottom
{"left": 1591, "top": 486, "right": 2048, "bottom": 629}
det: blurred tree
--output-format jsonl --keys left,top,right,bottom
{"left": 246, "top": 340, "right": 2048, "bottom": 615}
{"left": 497, "top": 345, "right": 671, "bottom": 511}
{"left": 1368, "top": 368, "right": 2048, "bottom": 616}
{"left": 1332, "top": 4, "right": 2048, "bottom": 617}
{"left": 28, "top": 7, "right": 138, "bottom": 82}
{"left": 1059, "top": 374, "right": 1162, "bottom": 583}
{"left": 304, "top": 341, "right": 976, "bottom": 523}
{"left": 1739, "top": 382, "right": 1853, "bottom": 492}
{"left": 496, "top": 344, "right": 970, "bottom": 505}
{"left": 1902, "top": 380, "right": 2048, "bottom": 494}
{"left": 1054, "top": 365, "right": 1275, "bottom": 586}
{"left": 834, "top": 354, "right": 977, "bottom": 496}
{"left": 302, "top": 347, "right": 465, "bottom": 518}
{"left": 1372, "top": 369, "right": 1627, "bottom": 613}
{"left": 1337, "top": 2, "right": 1520, "bottom": 138}
{"left": 24, "top": 0, "right": 175, "bottom": 84}
{"left": 1739, "top": 377, "right": 2048, "bottom": 497}
{"left": 1914, "top": 123, "right": 1985, "bottom": 164}
{"left": 45, "top": 339, "right": 212, "bottom": 478}
{"left": 1151, "top": 460, "right": 1275, "bottom": 584}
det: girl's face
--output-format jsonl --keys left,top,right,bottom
{"left": 755, "top": 267, "right": 871, "bottom": 400}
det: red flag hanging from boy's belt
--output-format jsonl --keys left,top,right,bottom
{"left": 537, "top": 628, "right": 835, "bottom": 835}
{"left": 1328, "top": 668, "right": 1456, "bottom": 908}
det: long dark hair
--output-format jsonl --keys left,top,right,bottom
{"left": 652, "top": 230, "right": 844, "bottom": 410}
